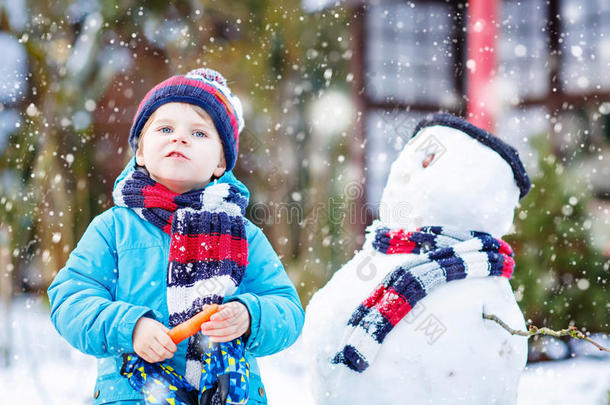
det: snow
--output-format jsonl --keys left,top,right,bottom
{"left": 301, "top": 0, "right": 340, "bottom": 13}
{"left": 518, "top": 358, "right": 610, "bottom": 404}
{"left": 260, "top": 338, "right": 610, "bottom": 405}
{"left": 0, "top": 295, "right": 97, "bottom": 404}
{"left": 0, "top": 295, "right": 608, "bottom": 404}
{"left": 0, "top": 32, "right": 28, "bottom": 104}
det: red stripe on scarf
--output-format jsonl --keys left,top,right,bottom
{"left": 498, "top": 239, "right": 513, "bottom": 256}
{"left": 169, "top": 233, "right": 248, "bottom": 267}
{"left": 363, "top": 285, "right": 412, "bottom": 326}
{"left": 162, "top": 213, "right": 174, "bottom": 234}
{"left": 378, "top": 286, "right": 412, "bottom": 326}
{"left": 362, "top": 285, "right": 385, "bottom": 309}
{"left": 501, "top": 255, "right": 515, "bottom": 278}
{"left": 142, "top": 184, "right": 178, "bottom": 211}
{"left": 498, "top": 239, "right": 514, "bottom": 277}
{"left": 386, "top": 229, "right": 417, "bottom": 254}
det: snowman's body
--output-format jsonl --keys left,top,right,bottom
{"left": 305, "top": 243, "right": 527, "bottom": 404}
{"left": 302, "top": 115, "right": 530, "bottom": 404}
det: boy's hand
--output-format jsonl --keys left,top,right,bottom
{"left": 132, "top": 317, "right": 177, "bottom": 363}
{"left": 201, "top": 302, "right": 251, "bottom": 343}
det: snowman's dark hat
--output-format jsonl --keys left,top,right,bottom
{"left": 412, "top": 113, "right": 531, "bottom": 199}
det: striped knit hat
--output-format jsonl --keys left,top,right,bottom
{"left": 128, "top": 68, "right": 245, "bottom": 171}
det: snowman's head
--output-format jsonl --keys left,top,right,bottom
{"left": 379, "top": 113, "right": 530, "bottom": 238}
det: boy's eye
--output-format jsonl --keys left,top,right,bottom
{"left": 193, "top": 131, "right": 207, "bottom": 138}
{"left": 160, "top": 127, "right": 172, "bottom": 134}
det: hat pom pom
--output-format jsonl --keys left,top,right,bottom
{"left": 186, "top": 67, "right": 228, "bottom": 88}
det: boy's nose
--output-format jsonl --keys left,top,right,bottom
{"left": 170, "top": 131, "right": 189, "bottom": 144}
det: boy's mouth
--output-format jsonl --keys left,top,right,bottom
{"left": 166, "top": 151, "right": 188, "bottom": 159}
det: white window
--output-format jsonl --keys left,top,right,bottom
{"left": 498, "top": 0, "right": 549, "bottom": 101}
{"left": 365, "top": 1, "right": 457, "bottom": 106}
{"left": 561, "top": 0, "right": 610, "bottom": 92}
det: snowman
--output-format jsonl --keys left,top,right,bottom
{"left": 302, "top": 113, "right": 531, "bottom": 404}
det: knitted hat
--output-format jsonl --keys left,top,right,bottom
{"left": 412, "top": 113, "right": 531, "bottom": 199}
{"left": 128, "top": 68, "right": 245, "bottom": 171}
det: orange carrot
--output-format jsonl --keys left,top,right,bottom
{"left": 168, "top": 304, "right": 219, "bottom": 344}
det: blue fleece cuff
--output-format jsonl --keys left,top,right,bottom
{"left": 117, "top": 306, "right": 158, "bottom": 354}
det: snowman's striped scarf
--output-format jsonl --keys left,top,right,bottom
{"left": 332, "top": 225, "right": 515, "bottom": 373}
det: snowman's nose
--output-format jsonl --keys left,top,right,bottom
{"left": 422, "top": 153, "right": 436, "bottom": 168}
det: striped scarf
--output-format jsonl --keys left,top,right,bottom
{"left": 332, "top": 224, "right": 515, "bottom": 373}
{"left": 113, "top": 166, "right": 249, "bottom": 403}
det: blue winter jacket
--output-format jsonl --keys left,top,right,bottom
{"left": 47, "top": 157, "right": 305, "bottom": 404}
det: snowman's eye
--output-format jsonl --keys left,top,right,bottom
{"left": 422, "top": 153, "right": 435, "bottom": 168}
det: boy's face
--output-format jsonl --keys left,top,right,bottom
{"left": 135, "top": 102, "right": 226, "bottom": 194}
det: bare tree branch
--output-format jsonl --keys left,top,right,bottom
{"left": 483, "top": 313, "right": 610, "bottom": 353}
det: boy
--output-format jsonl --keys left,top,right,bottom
{"left": 48, "top": 68, "right": 305, "bottom": 405}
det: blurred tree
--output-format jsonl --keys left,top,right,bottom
{"left": 195, "top": 0, "right": 356, "bottom": 304}
{"left": 0, "top": 0, "right": 177, "bottom": 297}
{"left": 0, "top": 0, "right": 355, "bottom": 308}
{"left": 507, "top": 134, "right": 610, "bottom": 333}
